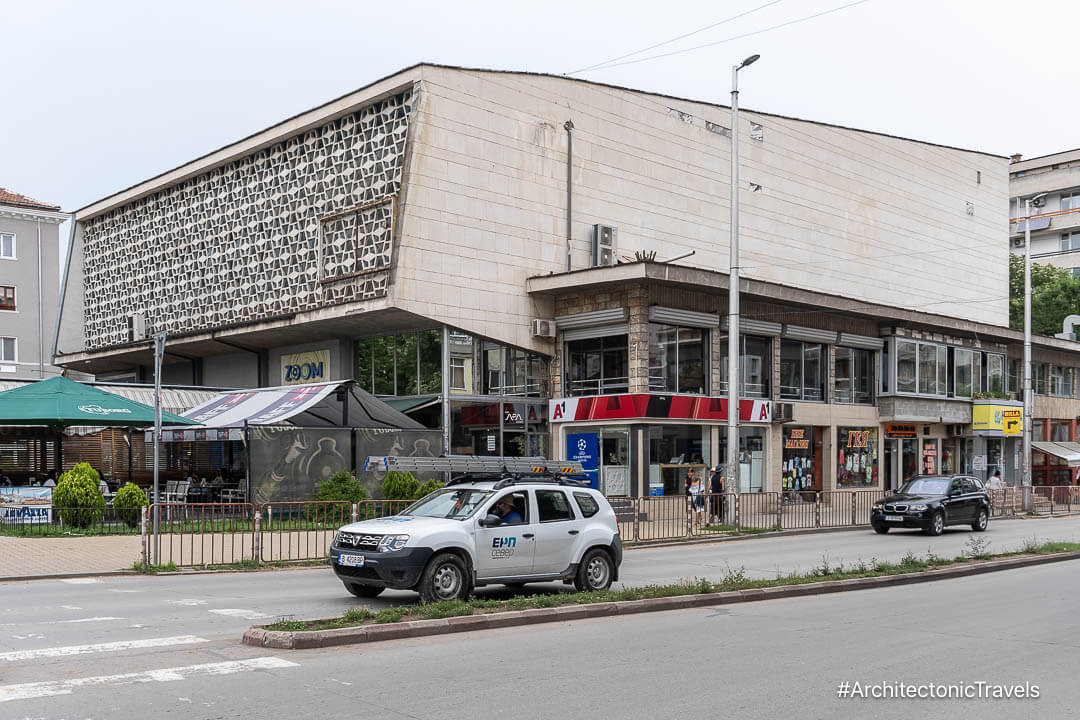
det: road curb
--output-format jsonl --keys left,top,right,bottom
{"left": 242, "top": 550, "right": 1080, "bottom": 650}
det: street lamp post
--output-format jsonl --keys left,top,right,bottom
{"left": 726, "top": 54, "right": 759, "bottom": 509}
{"left": 1022, "top": 193, "right": 1046, "bottom": 510}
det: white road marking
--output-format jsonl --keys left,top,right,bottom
{"left": 0, "top": 657, "right": 298, "bottom": 703}
{"left": 53, "top": 616, "right": 123, "bottom": 624}
{"left": 168, "top": 599, "right": 207, "bottom": 606}
{"left": 59, "top": 579, "right": 99, "bottom": 585}
{"left": 11, "top": 634, "right": 44, "bottom": 640}
{"left": 0, "top": 636, "right": 209, "bottom": 662}
{"left": 107, "top": 589, "right": 139, "bottom": 593}
{"left": 209, "top": 609, "right": 271, "bottom": 620}
{"left": 60, "top": 605, "right": 82, "bottom": 610}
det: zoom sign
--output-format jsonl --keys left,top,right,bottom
{"left": 280, "top": 350, "right": 330, "bottom": 385}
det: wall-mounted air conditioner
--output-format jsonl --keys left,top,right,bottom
{"left": 1012, "top": 238, "right": 1025, "bottom": 248}
{"left": 593, "top": 224, "right": 617, "bottom": 267}
{"left": 531, "top": 319, "right": 556, "bottom": 338}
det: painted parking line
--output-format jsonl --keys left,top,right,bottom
{"left": 0, "top": 657, "right": 299, "bottom": 703}
{"left": 0, "top": 636, "right": 209, "bottom": 662}
{"left": 59, "top": 579, "right": 99, "bottom": 585}
{"left": 209, "top": 609, "right": 271, "bottom": 620}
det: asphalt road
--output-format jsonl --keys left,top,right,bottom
{"left": 3, "top": 548, "right": 1077, "bottom": 718}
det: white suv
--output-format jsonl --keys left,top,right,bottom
{"left": 331, "top": 460, "right": 622, "bottom": 603}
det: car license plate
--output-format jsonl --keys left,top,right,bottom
{"left": 885, "top": 515, "right": 904, "bottom": 522}
{"left": 337, "top": 553, "right": 365, "bottom": 567}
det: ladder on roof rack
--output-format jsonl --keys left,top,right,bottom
{"left": 363, "top": 455, "right": 585, "bottom": 475}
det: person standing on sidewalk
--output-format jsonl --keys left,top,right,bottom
{"left": 709, "top": 465, "right": 725, "bottom": 524}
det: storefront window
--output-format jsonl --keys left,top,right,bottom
{"left": 565, "top": 426, "right": 631, "bottom": 496}
{"left": 836, "top": 427, "right": 878, "bottom": 488}
{"left": 782, "top": 426, "right": 818, "bottom": 492}
{"left": 450, "top": 400, "right": 547, "bottom": 456}
{"left": 357, "top": 330, "right": 443, "bottom": 396}
{"left": 921, "top": 438, "right": 939, "bottom": 474}
{"left": 901, "top": 438, "right": 917, "bottom": 484}
{"left": 648, "top": 324, "right": 707, "bottom": 394}
{"left": 834, "top": 347, "right": 874, "bottom": 404}
{"left": 717, "top": 335, "right": 772, "bottom": 398}
{"left": 780, "top": 341, "right": 824, "bottom": 402}
{"left": 718, "top": 427, "right": 765, "bottom": 493}
{"left": 565, "top": 335, "right": 629, "bottom": 396}
{"left": 647, "top": 425, "right": 710, "bottom": 496}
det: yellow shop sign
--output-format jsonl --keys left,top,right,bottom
{"left": 972, "top": 402, "right": 1023, "bottom": 436}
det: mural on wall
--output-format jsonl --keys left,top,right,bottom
{"left": 248, "top": 426, "right": 444, "bottom": 502}
{"left": 81, "top": 89, "right": 415, "bottom": 350}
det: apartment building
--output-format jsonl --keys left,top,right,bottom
{"left": 0, "top": 188, "right": 66, "bottom": 378}
{"left": 52, "top": 64, "right": 1080, "bottom": 496}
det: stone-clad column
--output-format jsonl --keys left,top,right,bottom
{"left": 628, "top": 283, "right": 650, "bottom": 393}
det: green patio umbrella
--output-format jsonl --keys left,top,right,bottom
{"left": 0, "top": 376, "right": 197, "bottom": 430}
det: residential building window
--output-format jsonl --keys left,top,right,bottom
{"left": 0, "top": 233, "right": 13, "bottom": 259}
{"left": 983, "top": 353, "right": 1005, "bottom": 395}
{"left": 1062, "top": 192, "right": 1080, "bottom": 211}
{"left": 1007, "top": 357, "right": 1020, "bottom": 394}
{"left": 565, "top": 335, "right": 628, "bottom": 396}
{"left": 1052, "top": 421, "right": 1071, "bottom": 442}
{"left": 648, "top": 323, "right": 707, "bottom": 394}
{"left": 1033, "top": 363, "right": 1048, "bottom": 395}
{"left": 1050, "top": 365, "right": 1070, "bottom": 397}
{"left": 896, "top": 339, "right": 952, "bottom": 397}
{"left": 0, "top": 337, "right": 14, "bottom": 362}
{"left": 450, "top": 357, "right": 466, "bottom": 391}
{"left": 1071, "top": 268, "right": 1080, "bottom": 279}
{"left": 954, "top": 348, "right": 973, "bottom": 399}
{"left": 779, "top": 340, "right": 825, "bottom": 401}
{"left": 1062, "top": 232, "right": 1080, "bottom": 251}
{"left": 835, "top": 346, "right": 874, "bottom": 404}
{"left": 0, "top": 286, "right": 14, "bottom": 311}
{"left": 717, "top": 334, "right": 772, "bottom": 398}
{"left": 896, "top": 340, "right": 916, "bottom": 393}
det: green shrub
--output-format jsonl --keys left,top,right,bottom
{"left": 310, "top": 471, "right": 370, "bottom": 524}
{"left": 53, "top": 462, "right": 105, "bottom": 528}
{"left": 416, "top": 478, "right": 445, "bottom": 498}
{"left": 113, "top": 483, "right": 149, "bottom": 528}
{"left": 381, "top": 471, "right": 420, "bottom": 500}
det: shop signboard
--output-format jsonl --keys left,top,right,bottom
{"left": 972, "top": 401, "right": 1024, "bottom": 437}
{"left": 566, "top": 432, "right": 600, "bottom": 490}
{"left": 549, "top": 394, "right": 771, "bottom": 423}
{"left": 885, "top": 423, "right": 918, "bottom": 439}
{"left": 280, "top": 349, "right": 330, "bottom": 385}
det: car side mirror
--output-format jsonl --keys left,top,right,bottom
{"left": 479, "top": 514, "right": 502, "bottom": 528}
{"left": 949, "top": 488, "right": 962, "bottom": 497}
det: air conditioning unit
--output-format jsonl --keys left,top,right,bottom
{"left": 1012, "top": 237, "right": 1025, "bottom": 248}
{"left": 592, "top": 224, "right": 617, "bottom": 267}
{"left": 128, "top": 313, "right": 146, "bottom": 342}
{"left": 772, "top": 402, "right": 794, "bottom": 423}
{"left": 531, "top": 318, "right": 556, "bottom": 338}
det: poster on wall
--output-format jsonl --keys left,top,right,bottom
{"left": 603, "top": 466, "right": 628, "bottom": 496}
{"left": 567, "top": 432, "right": 600, "bottom": 490}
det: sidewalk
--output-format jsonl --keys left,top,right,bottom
{"left": 0, "top": 535, "right": 142, "bottom": 580}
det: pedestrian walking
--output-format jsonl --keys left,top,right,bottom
{"left": 689, "top": 472, "right": 706, "bottom": 531}
{"left": 709, "top": 465, "right": 725, "bottom": 523}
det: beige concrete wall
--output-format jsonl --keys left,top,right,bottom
{"left": 393, "top": 67, "right": 1009, "bottom": 354}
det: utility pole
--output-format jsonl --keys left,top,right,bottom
{"left": 152, "top": 331, "right": 166, "bottom": 563}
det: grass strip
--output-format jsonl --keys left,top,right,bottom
{"left": 263, "top": 539, "right": 1080, "bottom": 632}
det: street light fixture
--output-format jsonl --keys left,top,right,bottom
{"left": 1022, "top": 192, "right": 1047, "bottom": 509}
{"left": 726, "top": 54, "right": 759, "bottom": 504}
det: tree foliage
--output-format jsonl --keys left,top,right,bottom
{"left": 314, "top": 470, "right": 370, "bottom": 504}
{"left": 52, "top": 462, "right": 105, "bottom": 528}
{"left": 1009, "top": 254, "right": 1080, "bottom": 336}
{"left": 381, "top": 470, "right": 420, "bottom": 500}
{"left": 113, "top": 483, "right": 148, "bottom": 528}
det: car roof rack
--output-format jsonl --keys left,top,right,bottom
{"left": 363, "top": 455, "right": 589, "bottom": 488}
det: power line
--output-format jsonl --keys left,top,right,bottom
{"left": 575, "top": 0, "right": 874, "bottom": 74}
{"left": 567, "top": 0, "right": 787, "bottom": 76}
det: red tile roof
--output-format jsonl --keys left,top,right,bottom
{"left": 0, "top": 187, "right": 61, "bottom": 212}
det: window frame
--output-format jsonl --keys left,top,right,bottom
{"left": 1061, "top": 191, "right": 1080, "bottom": 212}
{"left": 564, "top": 334, "right": 629, "bottom": 397}
{"left": 449, "top": 356, "right": 466, "bottom": 391}
{"left": 0, "top": 233, "right": 14, "bottom": 260}
{"left": 0, "top": 336, "right": 16, "bottom": 362}
{"left": 535, "top": 488, "right": 576, "bottom": 523}
{"left": 1062, "top": 231, "right": 1080, "bottom": 251}
{"left": 647, "top": 323, "right": 708, "bottom": 395}
{"left": 834, "top": 346, "right": 875, "bottom": 405}
{"left": 779, "top": 339, "right": 825, "bottom": 402}
{"left": 0, "top": 286, "right": 15, "bottom": 312}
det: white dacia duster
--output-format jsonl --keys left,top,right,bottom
{"left": 331, "top": 457, "right": 623, "bottom": 603}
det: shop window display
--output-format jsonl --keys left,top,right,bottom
{"left": 782, "top": 426, "right": 819, "bottom": 492}
{"left": 836, "top": 427, "right": 878, "bottom": 488}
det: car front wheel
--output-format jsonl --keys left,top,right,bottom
{"left": 924, "top": 511, "right": 945, "bottom": 536}
{"left": 574, "top": 549, "right": 614, "bottom": 592}
{"left": 418, "top": 553, "right": 470, "bottom": 603}
{"left": 872, "top": 522, "right": 889, "bottom": 534}
{"left": 972, "top": 508, "right": 989, "bottom": 532}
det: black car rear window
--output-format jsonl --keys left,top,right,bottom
{"left": 574, "top": 492, "right": 600, "bottom": 518}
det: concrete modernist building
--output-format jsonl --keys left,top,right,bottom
{"left": 54, "top": 64, "right": 1080, "bottom": 498}
{"left": 0, "top": 188, "right": 66, "bottom": 378}
{"left": 1008, "top": 150, "right": 1080, "bottom": 484}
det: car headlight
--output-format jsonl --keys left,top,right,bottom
{"left": 377, "top": 534, "right": 409, "bottom": 552}
{"left": 908, "top": 504, "right": 928, "bottom": 512}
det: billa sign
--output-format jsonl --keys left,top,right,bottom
{"left": 972, "top": 401, "right": 1024, "bottom": 437}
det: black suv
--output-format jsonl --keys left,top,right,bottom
{"left": 871, "top": 474, "right": 990, "bottom": 536}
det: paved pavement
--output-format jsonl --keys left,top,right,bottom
{"left": 3, "top": 553, "right": 1076, "bottom": 718}
{"left": 3, "top": 514, "right": 1080, "bottom": 580}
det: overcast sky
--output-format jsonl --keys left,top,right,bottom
{"left": 2, "top": 0, "right": 1076, "bottom": 215}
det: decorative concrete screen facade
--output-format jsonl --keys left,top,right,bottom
{"left": 79, "top": 90, "right": 414, "bottom": 350}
